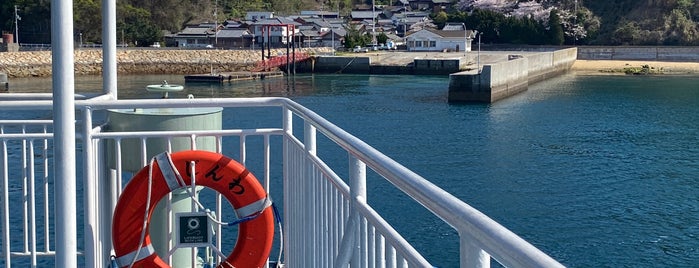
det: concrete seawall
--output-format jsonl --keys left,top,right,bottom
{"left": 0, "top": 48, "right": 330, "bottom": 78}
{"left": 448, "top": 48, "right": 577, "bottom": 103}
{"left": 296, "top": 56, "right": 464, "bottom": 75}
{"left": 577, "top": 46, "right": 699, "bottom": 61}
{"left": 297, "top": 56, "right": 371, "bottom": 73}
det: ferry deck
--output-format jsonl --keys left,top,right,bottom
{"left": 0, "top": 1, "right": 564, "bottom": 267}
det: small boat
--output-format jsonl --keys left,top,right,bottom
{"left": 146, "top": 80, "right": 183, "bottom": 98}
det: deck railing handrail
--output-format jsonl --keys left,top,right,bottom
{"left": 0, "top": 96, "right": 563, "bottom": 267}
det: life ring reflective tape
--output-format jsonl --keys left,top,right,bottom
{"left": 112, "top": 150, "right": 274, "bottom": 268}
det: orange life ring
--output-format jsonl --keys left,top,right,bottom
{"left": 112, "top": 150, "right": 274, "bottom": 268}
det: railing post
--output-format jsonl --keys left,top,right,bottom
{"left": 460, "top": 234, "right": 490, "bottom": 268}
{"left": 282, "top": 106, "right": 292, "bottom": 266}
{"left": 303, "top": 121, "right": 317, "bottom": 267}
{"left": 82, "top": 106, "right": 100, "bottom": 267}
{"left": 334, "top": 155, "right": 366, "bottom": 268}
{"left": 349, "top": 155, "right": 366, "bottom": 267}
{"left": 304, "top": 122, "right": 316, "bottom": 155}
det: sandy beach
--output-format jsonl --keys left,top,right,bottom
{"left": 572, "top": 60, "right": 699, "bottom": 74}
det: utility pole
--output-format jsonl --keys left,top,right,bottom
{"left": 574, "top": 0, "right": 578, "bottom": 45}
{"left": 478, "top": 32, "right": 481, "bottom": 74}
{"left": 214, "top": 0, "right": 218, "bottom": 45}
{"left": 14, "top": 5, "right": 20, "bottom": 44}
{"left": 372, "top": 0, "right": 376, "bottom": 46}
{"left": 402, "top": 1, "right": 407, "bottom": 47}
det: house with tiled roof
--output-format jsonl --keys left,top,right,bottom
{"left": 215, "top": 28, "right": 254, "bottom": 48}
{"left": 320, "top": 28, "right": 346, "bottom": 49}
{"left": 251, "top": 17, "right": 301, "bottom": 47}
{"left": 351, "top": 11, "right": 380, "bottom": 22}
{"left": 168, "top": 23, "right": 218, "bottom": 48}
{"left": 300, "top": 10, "right": 340, "bottom": 19}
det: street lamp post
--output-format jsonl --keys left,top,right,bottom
{"left": 462, "top": 23, "right": 466, "bottom": 56}
{"left": 477, "top": 32, "right": 482, "bottom": 74}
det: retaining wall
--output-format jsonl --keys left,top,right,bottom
{"left": 448, "top": 47, "right": 577, "bottom": 103}
{"left": 298, "top": 56, "right": 463, "bottom": 75}
{"left": 577, "top": 46, "right": 699, "bottom": 61}
{"left": 0, "top": 48, "right": 331, "bottom": 78}
{"left": 296, "top": 56, "right": 371, "bottom": 73}
{"left": 413, "top": 59, "right": 461, "bottom": 74}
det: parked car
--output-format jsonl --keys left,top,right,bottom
{"left": 352, "top": 46, "right": 369, "bottom": 53}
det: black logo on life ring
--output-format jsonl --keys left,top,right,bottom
{"left": 204, "top": 164, "right": 246, "bottom": 195}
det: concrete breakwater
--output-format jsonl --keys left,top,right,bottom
{"left": 295, "top": 54, "right": 466, "bottom": 75}
{"left": 448, "top": 48, "right": 577, "bottom": 103}
{"left": 0, "top": 48, "right": 330, "bottom": 78}
{"left": 577, "top": 46, "right": 699, "bottom": 61}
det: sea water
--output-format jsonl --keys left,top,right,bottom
{"left": 5, "top": 73, "right": 699, "bottom": 267}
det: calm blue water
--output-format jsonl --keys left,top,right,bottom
{"left": 7, "top": 73, "right": 699, "bottom": 267}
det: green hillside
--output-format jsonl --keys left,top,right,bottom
{"left": 1, "top": 0, "right": 699, "bottom": 46}
{"left": 584, "top": 0, "right": 699, "bottom": 45}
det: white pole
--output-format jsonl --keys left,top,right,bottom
{"left": 82, "top": 107, "right": 99, "bottom": 268}
{"left": 463, "top": 23, "right": 466, "bottom": 56}
{"left": 51, "top": 0, "right": 77, "bottom": 266}
{"left": 477, "top": 32, "right": 481, "bottom": 73}
{"left": 103, "top": 0, "right": 117, "bottom": 98}
{"left": 372, "top": 0, "right": 376, "bottom": 46}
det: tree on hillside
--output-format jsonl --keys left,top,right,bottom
{"left": 664, "top": 9, "right": 699, "bottom": 45}
{"left": 118, "top": 4, "right": 161, "bottom": 46}
{"left": 376, "top": 32, "right": 387, "bottom": 45}
{"left": 548, "top": 9, "right": 564, "bottom": 45}
{"left": 432, "top": 11, "right": 448, "bottom": 29}
{"left": 610, "top": 21, "right": 639, "bottom": 45}
{"left": 343, "top": 23, "right": 370, "bottom": 48}
{"left": 74, "top": 0, "right": 101, "bottom": 44}
{"left": 224, "top": 0, "right": 270, "bottom": 19}
{"left": 124, "top": 0, "right": 205, "bottom": 32}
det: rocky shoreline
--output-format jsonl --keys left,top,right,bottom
{"left": 0, "top": 47, "right": 331, "bottom": 78}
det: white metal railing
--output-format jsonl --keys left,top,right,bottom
{"left": 0, "top": 96, "right": 564, "bottom": 268}
{"left": 7, "top": 1, "right": 564, "bottom": 265}
{"left": 0, "top": 120, "right": 54, "bottom": 267}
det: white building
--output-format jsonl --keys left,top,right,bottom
{"left": 405, "top": 28, "right": 476, "bottom": 52}
{"left": 246, "top": 11, "right": 274, "bottom": 21}
{"left": 251, "top": 18, "right": 301, "bottom": 46}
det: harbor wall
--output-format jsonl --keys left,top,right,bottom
{"left": 297, "top": 56, "right": 463, "bottom": 75}
{"left": 448, "top": 48, "right": 577, "bottom": 103}
{"left": 296, "top": 56, "right": 371, "bottom": 73}
{"left": 577, "top": 46, "right": 699, "bottom": 61}
{"left": 0, "top": 48, "right": 331, "bottom": 78}
{"left": 413, "top": 59, "right": 461, "bottom": 74}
